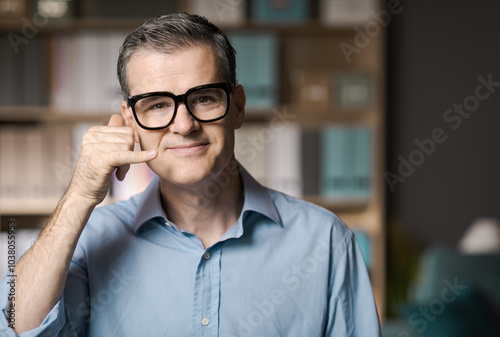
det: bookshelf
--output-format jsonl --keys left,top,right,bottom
{"left": 0, "top": 0, "right": 386, "bottom": 318}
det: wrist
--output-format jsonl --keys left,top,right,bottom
{"left": 63, "top": 183, "right": 101, "bottom": 211}
{"left": 65, "top": 175, "right": 109, "bottom": 208}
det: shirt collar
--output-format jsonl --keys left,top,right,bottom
{"left": 133, "top": 175, "right": 166, "bottom": 233}
{"left": 133, "top": 164, "right": 281, "bottom": 234}
{"left": 238, "top": 164, "right": 281, "bottom": 226}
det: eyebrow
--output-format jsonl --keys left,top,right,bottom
{"left": 138, "top": 95, "right": 171, "bottom": 104}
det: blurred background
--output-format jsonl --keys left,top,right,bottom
{"left": 1, "top": 0, "right": 499, "bottom": 336}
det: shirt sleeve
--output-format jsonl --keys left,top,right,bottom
{"left": 324, "top": 231, "right": 381, "bottom": 337}
{"left": 0, "top": 258, "right": 90, "bottom": 336}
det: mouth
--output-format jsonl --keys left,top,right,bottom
{"left": 167, "top": 142, "right": 209, "bottom": 155}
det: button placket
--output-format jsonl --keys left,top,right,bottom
{"left": 193, "top": 247, "right": 221, "bottom": 336}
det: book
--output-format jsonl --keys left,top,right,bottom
{"left": 234, "top": 123, "right": 269, "bottom": 186}
{"left": 0, "top": 126, "right": 17, "bottom": 199}
{"left": 320, "top": 126, "right": 372, "bottom": 199}
{"left": 104, "top": 32, "right": 129, "bottom": 113}
{"left": 0, "top": 35, "right": 16, "bottom": 105}
{"left": 354, "top": 127, "right": 371, "bottom": 198}
{"left": 81, "top": 0, "right": 176, "bottom": 18}
{"left": 15, "top": 125, "right": 30, "bottom": 198}
{"left": 51, "top": 34, "right": 73, "bottom": 113}
{"left": 50, "top": 123, "right": 74, "bottom": 197}
{"left": 319, "top": 0, "right": 378, "bottom": 27}
{"left": 228, "top": 32, "right": 279, "bottom": 110}
{"left": 26, "top": 125, "right": 45, "bottom": 198}
{"left": 301, "top": 128, "right": 320, "bottom": 195}
{"left": 73, "top": 32, "right": 100, "bottom": 112}
{"left": 23, "top": 35, "right": 49, "bottom": 106}
{"left": 267, "top": 123, "right": 302, "bottom": 197}
{"left": 341, "top": 126, "right": 357, "bottom": 196}
{"left": 251, "top": 0, "right": 309, "bottom": 24}
{"left": 320, "top": 126, "right": 344, "bottom": 198}
{"left": 186, "top": 0, "right": 246, "bottom": 26}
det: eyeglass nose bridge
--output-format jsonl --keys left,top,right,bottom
{"left": 167, "top": 93, "right": 198, "bottom": 127}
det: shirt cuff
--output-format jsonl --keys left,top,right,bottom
{"left": 0, "top": 274, "right": 66, "bottom": 336}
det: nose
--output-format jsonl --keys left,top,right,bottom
{"left": 168, "top": 102, "right": 200, "bottom": 135}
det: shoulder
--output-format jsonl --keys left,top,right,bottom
{"left": 265, "top": 187, "right": 353, "bottom": 247}
{"left": 79, "top": 195, "right": 142, "bottom": 244}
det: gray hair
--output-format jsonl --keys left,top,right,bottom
{"left": 117, "top": 12, "right": 237, "bottom": 99}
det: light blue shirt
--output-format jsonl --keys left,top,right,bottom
{"left": 0, "top": 166, "right": 380, "bottom": 336}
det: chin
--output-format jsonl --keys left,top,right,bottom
{"left": 153, "top": 158, "right": 217, "bottom": 187}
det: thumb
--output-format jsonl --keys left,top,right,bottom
{"left": 108, "top": 114, "right": 125, "bottom": 127}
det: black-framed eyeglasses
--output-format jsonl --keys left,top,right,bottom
{"left": 127, "top": 82, "right": 233, "bottom": 130}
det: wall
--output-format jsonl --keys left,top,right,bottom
{"left": 386, "top": 0, "right": 500, "bottom": 246}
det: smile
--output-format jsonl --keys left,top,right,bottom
{"left": 167, "top": 143, "right": 209, "bottom": 155}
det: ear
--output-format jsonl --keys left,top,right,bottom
{"left": 233, "top": 84, "right": 246, "bottom": 130}
{"left": 121, "top": 100, "right": 140, "bottom": 143}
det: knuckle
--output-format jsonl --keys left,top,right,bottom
{"left": 88, "top": 125, "right": 100, "bottom": 133}
{"left": 83, "top": 128, "right": 100, "bottom": 143}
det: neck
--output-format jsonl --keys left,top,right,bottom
{"left": 159, "top": 159, "right": 244, "bottom": 248}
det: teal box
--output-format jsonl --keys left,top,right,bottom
{"left": 251, "top": 0, "right": 309, "bottom": 23}
{"left": 320, "top": 127, "right": 344, "bottom": 198}
{"left": 228, "top": 32, "right": 279, "bottom": 110}
{"left": 335, "top": 72, "right": 372, "bottom": 109}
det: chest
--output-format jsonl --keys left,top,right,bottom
{"left": 86, "top": 235, "right": 331, "bottom": 337}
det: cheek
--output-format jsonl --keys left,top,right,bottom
{"left": 217, "top": 122, "right": 236, "bottom": 152}
{"left": 137, "top": 131, "right": 164, "bottom": 151}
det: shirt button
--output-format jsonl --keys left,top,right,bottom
{"left": 201, "top": 317, "right": 209, "bottom": 326}
{"left": 203, "top": 252, "right": 211, "bottom": 260}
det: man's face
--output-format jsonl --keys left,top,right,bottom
{"left": 121, "top": 45, "right": 245, "bottom": 187}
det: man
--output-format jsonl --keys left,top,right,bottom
{"left": 0, "top": 13, "right": 380, "bottom": 336}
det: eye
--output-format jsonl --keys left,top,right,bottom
{"left": 143, "top": 100, "right": 173, "bottom": 113}
{"left": 151, "top": 103, "right": 168, "bottom": 110}
{"left": 195, "top": 96, "right": 215, "bottom": 104}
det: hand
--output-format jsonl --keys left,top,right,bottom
{"left": 68, "top": 114, "right": 157, "bottom": 206}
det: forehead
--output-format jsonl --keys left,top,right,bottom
{"left": 126, "top": 45, "right": 222, "bottom": 96}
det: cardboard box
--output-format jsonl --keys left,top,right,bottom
{"left": 289, "top": 69, "right": 332, "bottom": 110}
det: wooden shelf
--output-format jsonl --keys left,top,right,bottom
{"left": 0, "top": 17, "right": 146, "bottom": 33}
{"left": 0, "top": 197, "right": 114, "bottom": 215}
{"left": 304, "top": 195, "right": 370, "bottom": 212}
{"left": 292, "top": 108, "right": 377, "bottom": 127}
{"left": 0, "top": 107, "right": 113, "bottom": 123}
{"left": 0, "top": 17, "right": 357, "bottom": 34}
{"left": 0, "top": 198, "right": 59, "bottom": 215}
